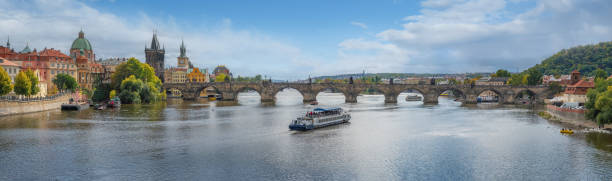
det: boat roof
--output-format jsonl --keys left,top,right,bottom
{"left": 313, "top": 108, "right": 341, "bottom": 112}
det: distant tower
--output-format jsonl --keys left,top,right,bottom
{"left": 145, "top": 31, "right": 165, "bottom": 82}
{"left": 6, "top": 36, "right": 10, "bottom": 49}
{"left": 177, "top": 39, "right": 191, "bottom": 68}
{"left": 570, "top": 70, "right": 581, "bottom": 85}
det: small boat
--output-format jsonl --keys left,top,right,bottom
{"left": 289, "top": 107, "right": 351, "bottom": 131}
{"left": 61, "top": 98, "right": 89, "bottom": 111}
{"left": 560, "top": 129, "right": 574, "bottom": 134}
{"left": 107, "top": 97, "right": 121, "bottom": 108}
{"left": 310, "top": 101, "right": 318, "bottom": 105}
{"left": 61, "top": 103, "right": 89, "bottom": 111}
{"left": 405, "top": 95, "right": 422, "bottom": 101}
{"left": 215, "top": 94, "right": 223, "bottom": 100}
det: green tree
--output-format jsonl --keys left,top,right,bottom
{"left": 92, "top": 84, "right": 110, "bottom": 103}
{"left": 0, "top": 66, "right": 13, "bottom": 95}
{"left": 111, "top": 58, "right": 163, "bottom": 104}
{"left": 52, "top": 73, "right": 78, "bottom": 92}
{"left": 585, "top": 78, "right": 612, "bottom": 127}
{"left": 111, "top": 57, "right": 161, "bottom": 91}
{"left": 14, "top": 71, "right": 31, "bottom": 96}
{"left": 24, "top": 69, "right": 39, "bottom": 96}
{"left": 508, "top": 74, "right": 524, "bottom": 86}
{"left": 493, "top": 69, "right": 511, "bottom": 77}
{"left": 119, "top": 75, "right": 143, "bottom": 104}
{"left": 548, "top": 82, "right": 563, "bottom": 95}
{"left": 526, "top": 69, "right": 542, "bottom": 85}
{"left": 594, "top": 68, "right": 608, "bottom": 80}
{"left": 109, "top": 90, "right": 117, "bottom": 99}
{"left": 528, "top": 41, "right": 612, "bottom": 76}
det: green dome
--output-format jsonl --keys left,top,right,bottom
{"left": 71, "top": 31, "right": 92, "bottom": 51}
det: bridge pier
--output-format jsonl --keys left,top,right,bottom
{"left": 345, "top": 94, "right": 358, "bottom": 103}
{"left": 423, "top": 93, "right": 438, "bottom": 104}
{"left": 302, "top": 92, "right": 316, "bottom": 103}
{"left": 384, "top": 93, "right": 399, "bottom": 104}
{"left": 261, "top": 93, "right": 275, "bottom": 103}
{"left": 462, "top": 94, "right": 478, "bottom": 104}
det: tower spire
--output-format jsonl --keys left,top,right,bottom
{"left": 150, "top": 31, "right": 161, "bottom": 50}
{"left": 179, "top": 39, "right": 186, "bottom": 58}
{"left": 6, "top": 36, "right": 9, "bottom": 49}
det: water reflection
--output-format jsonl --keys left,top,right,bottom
{"left": 0, "top": 92, "right": 611, "bottom": 180}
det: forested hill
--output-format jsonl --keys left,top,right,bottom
{"left": 529, "top": 41, "right": 612, "bottom": 76}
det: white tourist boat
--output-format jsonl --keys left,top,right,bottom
{"left": 289, "top": 108, "right": 351, "bottom": 131}
{"left": 405, "top": 95, "right": 422, "bottom": 101}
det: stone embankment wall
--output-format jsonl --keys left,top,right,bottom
{"left": 0, "top": 94, "right": 71, "bottom": 116}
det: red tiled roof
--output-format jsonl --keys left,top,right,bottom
{"left": 0, "top": 46, "right": 15, "bottom": 54}
{"left": 0, "top": 57, "right": 19, "bottom": 67}
{"left": 567, "top": 79, "right": 594, "bottom": 88}
{"left": 38, "top": 49, "right": 71, "bottom": 58}
{"left": 571, "top": 70, "right": 580, "bottom": 74}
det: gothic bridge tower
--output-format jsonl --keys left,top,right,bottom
{"left": 145, "top": 32, "right": 165, "bottom": 82}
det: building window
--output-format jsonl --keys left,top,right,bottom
{"left": 51, "top": 70, "right": 55, "bottom": 74}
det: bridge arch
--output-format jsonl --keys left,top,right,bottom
{"left": 315, "top": 86, "right": 349, "bottom": 104}
{"left": 476, "top": 88, "right": 504, "bottom": 103}
{"left": 514, "top": 89, "right": 537, "bottom": 104}
{"left": 356, "top": 86, "right": 388, "bottom": 104}
{"left": 437, "top": 87, "right": 466, "bottom": 102}
{"left": 235, "top": 86, "right": 263, "bottom": 96}
{"left": 195, "top": 84, "right": 222, "bottom": 99}
{"left": 234, "top": 86, "right": 263, "bottom": 105}
{"left": 396, "top": 88, "right": 426, "bottom": 104}
{"left": 274, "top": 86, "right": 305, "bottom": 105}
{"left": 273, "top": 86, "right": 305, "bottom": 97}
{"left": 166, "top": 88, "right": 183, "bottom": 98}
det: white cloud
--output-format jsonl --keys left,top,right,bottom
{"left": 341, "top": 0, "right": 612, "bottom": 73}
{"left": 1, "top": 0, "right": 611, "bottom": 78}
{"left": 0, "top": 0, "right": 314, "bottom": 80}
{"left": 350, "top": 21, "right": 368, "bottom": 29}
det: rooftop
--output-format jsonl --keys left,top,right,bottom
{"left": 0, "top": 57, "right": 19, "bottom": 67}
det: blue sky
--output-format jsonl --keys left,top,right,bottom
{"left": 1, "top": 0, "right": 611, "bottom": 79}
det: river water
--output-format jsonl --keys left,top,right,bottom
{"left": 1, "top": 90, "right": 612, "bottom": 180}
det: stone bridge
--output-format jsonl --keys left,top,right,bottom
{"left": 163, "top": 82, "right": 553, "bottom": 104}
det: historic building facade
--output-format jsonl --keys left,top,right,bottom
{"left": 0, "top": 57, "right": 20, "bottom": 83}
{"left": 187, "top": 68, "right": 208, "bottom": 83}
{"left": 69, "top": 30, "right": 104, "bottom": 90}
{"left": 561, "top": 70, "right": 594, "bottom": 104}
{"left": 145, "top": 32, "right": 165, "bottom": 82}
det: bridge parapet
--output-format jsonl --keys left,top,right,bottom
{"left": 162, "top": 82, "right": 552, "bottom": 104}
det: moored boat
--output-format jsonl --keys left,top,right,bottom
{"left": 560, "top": 129, "right": 574, "bottom": 134}
{"left": 405, "top": 95, "right": 422, "bottom": 101}
{"left": 61, "top": 98, "right": 89, "bottom": 111}
{"left": 61, "top": 103, "right": 89, "bottom": 111}
{"left": 107, "top": 97, "right": 121, "bottom": 108}
{"left": 289, "top": 108, "right": 351, "bottom": 131}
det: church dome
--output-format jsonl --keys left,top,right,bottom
{"left": 213, "top": 65, "right": 230, "bottom": 75}
{"left": 71, "top": 30, "right": 92, "bottom": 51}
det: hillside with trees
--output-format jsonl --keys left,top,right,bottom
{"left": 529, "top": 41, "right": 612, "bottom": 76}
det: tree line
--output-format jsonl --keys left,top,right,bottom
{"left": 0, "top": 67, "right": 44, "bottom": 97}
{"left": 529, "top": 41, "right": 612, "bottom": 77}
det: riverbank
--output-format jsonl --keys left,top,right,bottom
{"left": 538, "top": 108, "right": 612, "bottom": 130}
{"left": 0, "top": 94, "right": 71, "bottom": 116}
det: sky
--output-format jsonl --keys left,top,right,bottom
{"left": 0, "top": 0, "right": 611, "bottom": 80}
